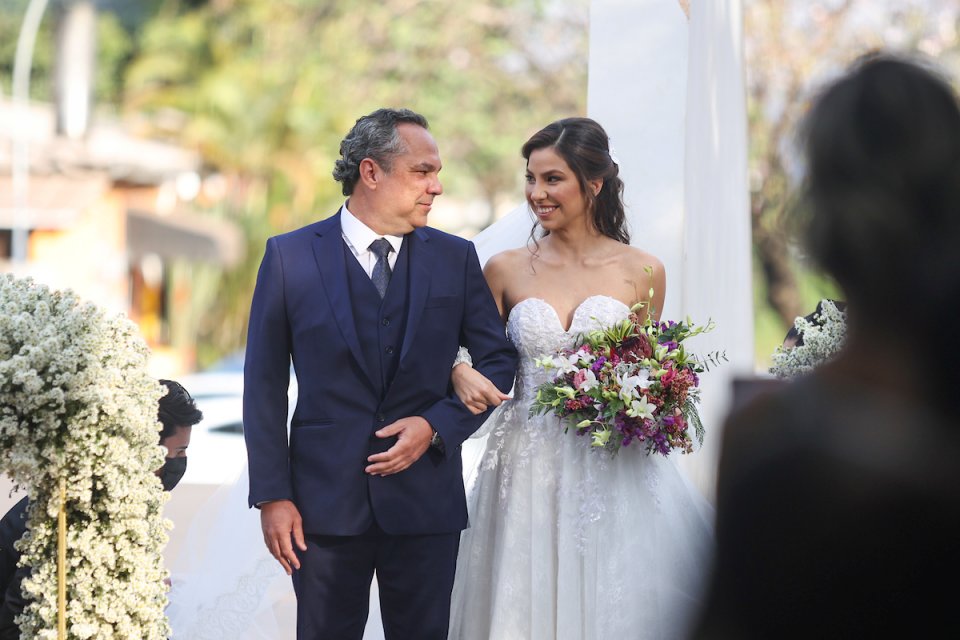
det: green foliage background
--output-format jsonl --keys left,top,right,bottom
{"left": 0, "top": 0, "right": 587, "bottom": 367}
{"left": 6, "top": 1, "right": 957, "bottom": 370}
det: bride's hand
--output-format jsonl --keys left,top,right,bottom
{"left": 452, "top": 363, "right": 511, "bottom": 415}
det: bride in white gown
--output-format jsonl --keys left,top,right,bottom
{"left": 447, "top": 117, "right": 713, "bottom": 640}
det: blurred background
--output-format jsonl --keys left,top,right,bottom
{"left": 1, "top": 0, "right": 960, "bottom": 633}
{"left": 3, "top": 1, "right": 958, "bottom": 379}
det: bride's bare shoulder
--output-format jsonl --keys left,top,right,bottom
{"left": 621, "top": 245, "right": 665, "bottom": 277}
{"left": 483, "top": 248, "right": 531, "bottom": 300}
{"left": 484, "top": 247, "right": 530, "bottom": 274}
{"left": 618, "top": 246, "right": 666, "bottom": 313}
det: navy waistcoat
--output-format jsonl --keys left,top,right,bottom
{"left": 343, "top": 237, "right": 410, "bottom": 398}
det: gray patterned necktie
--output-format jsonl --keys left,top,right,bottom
{"left": 369, "top": 238, "right": 393, "bottom": 298}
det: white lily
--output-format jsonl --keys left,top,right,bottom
{"left": 535, "top": 354, "right": 578, "bottom": 374}
{"left": 626, "top": 395, "right": 657, "bottom": 420}
{"left": 534, "top": 355, "right": 556, "bottom": 369}
{"left": 591, "top": 427, "right": 613, "bottom": 448}
{"left": 571, "top": 347, "right": 596, "bottom": 365}
{"left": 577, "top": 368, "right": 599, "bottom": 392}
{"left": 617, "top": 370, "right": 652, "bottom": 403}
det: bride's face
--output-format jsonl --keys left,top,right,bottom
{"left": 525, "top": 147, "right": 598, "bottom": 231}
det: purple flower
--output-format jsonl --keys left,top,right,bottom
{"left": 531, "top": 309, "right": 720, "bottom": 458}
{"left": 591, "top": 356, "right": 607, "bottom": 374}
{"left": 641, "top": 419, "right": 657, "bottom": 438}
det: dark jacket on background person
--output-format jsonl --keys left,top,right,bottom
{"left": 692, "top": 374, "right": 960, "bottom": 639}
{"left": 0, "top": 497, "right": 29, "bottom": 639}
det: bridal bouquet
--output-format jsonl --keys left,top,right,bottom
{"left": 530, "top": 303, "right": 725, "bottom": 456}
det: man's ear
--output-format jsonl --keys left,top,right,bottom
{"left": 358, "top": 158, "right": 380, "bottom": 189}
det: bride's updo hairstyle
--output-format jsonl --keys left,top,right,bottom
{"left": 800, "top": 53, "right": 960, "bottom": 409}
{"left": 522, "top": 117, "right": 629, "bottom": 244}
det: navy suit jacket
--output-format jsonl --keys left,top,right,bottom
{"left": 243, "top": 211, "right": 517, "bottom": 536}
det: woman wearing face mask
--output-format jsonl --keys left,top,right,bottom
{"left": 0, "top": 378, "right": 203, "bottom": 638}
{"left": 156, "top": 379, "right": 203, "bottom": 492}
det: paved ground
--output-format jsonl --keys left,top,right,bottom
{"left": 0, "top": 435, "right": 488, "bottom": 639}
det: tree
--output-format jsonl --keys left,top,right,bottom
{"left": 0, "top": 0, "right": 133, "bottom": 106}
{"left": 745, "top": 0, "right": 960, "bottom": 334}
{"left": 121, "top": 0, "right": 589, "bottom": 365}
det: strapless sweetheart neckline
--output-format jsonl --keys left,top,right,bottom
{"left": 507, "top": 295, "right": 631, "bottom": 333}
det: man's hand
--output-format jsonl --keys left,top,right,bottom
{"left": 260, "top": 500, "right": 307, "bottom": 575}
{"left": 365, "top": 416, "right": 434, "bottom": 476}
{"left": 452, "top": 364, "right": 511, "bottom": 415}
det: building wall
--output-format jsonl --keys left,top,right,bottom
{"left": 29, "top": 188, "right": 129, "bottom": 314}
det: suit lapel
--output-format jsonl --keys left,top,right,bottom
{"left": 399, "top": 227, "right": 432, "bottom": 365}
{"left": 311, "top": 211, "right": 377, "bottom": 391}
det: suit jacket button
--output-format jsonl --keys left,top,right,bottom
{"left": 376, "top": 413, "right": 385, "bottom": 422}
{"left": 385, "top": 346, "right": 394, "bottom": 354}
{"left": 381, "top": 317, "right": 390, "bottom": 326}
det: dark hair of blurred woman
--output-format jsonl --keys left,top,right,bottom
{"left": 800, "top": 52, "right": 960, "bottom": 415}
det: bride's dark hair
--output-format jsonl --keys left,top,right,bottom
{"left": 522, "top": 117, "right": 630, "bottom": 244}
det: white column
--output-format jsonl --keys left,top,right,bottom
{"left": 679, "top": 0, "right": 753, "bottom": 499}
{"left": 587, "top": 0, "right": 690, "bottom": 321}
{"left": 588, "top": 0, "right": 752, "bottom": 500}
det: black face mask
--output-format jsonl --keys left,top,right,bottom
{"left": 160, "top": 457, "right": 187, "bottom": 492}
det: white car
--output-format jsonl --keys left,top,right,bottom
{"left": 180, "top": 394, "right": 246, "bottom": 485}
{"left": 175, "top": 370, "right": 297, "bottom": 486}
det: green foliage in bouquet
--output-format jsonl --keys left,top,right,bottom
{"left": 531, "top": 298, "right": 726, "bottom": 456}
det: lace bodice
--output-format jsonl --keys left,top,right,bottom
{"left": 507, "top": 295, "right": 630, "bottom": 399}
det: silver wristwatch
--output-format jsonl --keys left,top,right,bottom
{"left": 430, "top": 428, "right": 445, "bottom": 453}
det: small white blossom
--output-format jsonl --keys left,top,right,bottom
{"left": 571, "top": 347, "right": 596, "bottom": 365}
{"left": 770, "top": 300, "right": 847, "bottom": 379}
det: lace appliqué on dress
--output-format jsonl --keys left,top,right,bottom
{"left": 450, "top": 295, "right": 715, "bottom": 640}
{"left": 477, "top": 295, "right": 633, "bottom": 542}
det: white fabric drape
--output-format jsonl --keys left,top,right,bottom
{"left": 586, "top": 0, "right": 690, "bottom": 299}
{"left": 679, "top": 0, "right": 752, "bottom": 499}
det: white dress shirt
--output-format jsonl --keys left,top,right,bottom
{"left": 340, "top": 203, "right": 403, "bottom": 277}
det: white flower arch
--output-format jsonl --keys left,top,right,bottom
{"left": 0, "top": 275, "right": 170, "bottom": 639}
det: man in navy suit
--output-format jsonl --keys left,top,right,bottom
{"left": 243, "top": 108, "right": 517, "bottom": 639}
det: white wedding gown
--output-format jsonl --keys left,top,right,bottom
{"left": 448, "top": 295, "right": 714, "bottom": 640}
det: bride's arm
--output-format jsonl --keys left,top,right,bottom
{"left": 482, "top": 252, "right": 512, "bottom": 324}
{"left": 452, "top": 361, "right": 510, "bottom": 415}
{"left": 451, "top": 252, "right": 514, "bottom": 415}
{"left": 633, "top": 252, "right": 667, "bottom": 322}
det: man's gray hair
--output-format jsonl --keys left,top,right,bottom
{"left": 333, "top": 108, "right": 430, "bottom": 196}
